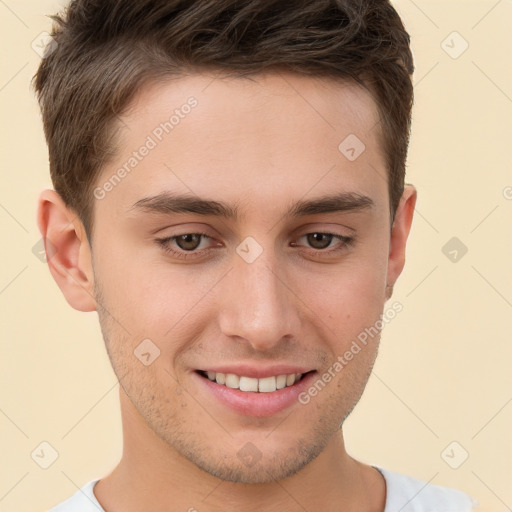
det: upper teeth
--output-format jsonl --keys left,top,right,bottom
{"left": 205, "top": 371, "right": 303, "bottom": 392}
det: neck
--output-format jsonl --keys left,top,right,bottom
{"left": 94, "top": 391, "right": 385, "bottom": 512}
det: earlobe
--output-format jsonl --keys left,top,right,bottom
{"left": 36, "top": 189, "right": 97, "bottom": 312}
{"left": 385, "top": 184, "right": 417, "bottom": 299}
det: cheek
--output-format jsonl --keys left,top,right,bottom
{"left": 301, "top": 260, "right": 386, "bottom": 333}
{"left": 301, "top": 228, "right": 389, "bottom": 313}
{"left": 94, "top": 247, "right": 221, "bottom": 343}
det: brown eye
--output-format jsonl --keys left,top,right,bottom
{"left": 156, "top": 231, "right": 221, "bottom": 261}
{"left": 306, "top": 233, "right": 334, "bottom": 249}
{"left": 175, "top": 234, "right": 203, "bottom": 251}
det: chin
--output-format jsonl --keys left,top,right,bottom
{"left": 173, "top": 435, "right": 327, "bottom": 484}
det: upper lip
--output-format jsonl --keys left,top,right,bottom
{"left": 197, "top": 364, "right": 314, "bottom": 379}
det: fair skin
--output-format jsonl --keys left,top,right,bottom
{"left": 37, "top": 71, "right": 416, "bottom": 512}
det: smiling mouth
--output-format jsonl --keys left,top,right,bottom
{"left": 196, "top": 370, "right": 313, "bottom": 393}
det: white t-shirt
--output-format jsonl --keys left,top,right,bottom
{"left": 48, "top": 467, "right": 478, "bottom": 511}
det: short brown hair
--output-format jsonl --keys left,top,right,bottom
{"left": 33, "top": 0, "right": 414, "bottom": 240}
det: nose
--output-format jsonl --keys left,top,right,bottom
{"left": 217, "top": 247, "right": 301, "bottom": 352}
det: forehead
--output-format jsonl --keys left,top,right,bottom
{"left": 96, "top": 71, "right": 387, "bottom": 221}
{"left": 123, "top": 71, "right": 380, "bottom": 143}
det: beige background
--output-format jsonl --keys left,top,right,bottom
{"left": 1, "top": 1, "right": 511, "bottom": 511}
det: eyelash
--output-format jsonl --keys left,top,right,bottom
{"left": 293, "top": 233, "right": 355, "bottom": 258}
{"left": 156, "top": 231, "right": 355, "bottom": 261}
{"left": 156, "top": 231, "right": 216, "bottom": 261}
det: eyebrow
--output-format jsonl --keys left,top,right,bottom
{"left": 127, "top": 191, "right": 374, "bottom": 220}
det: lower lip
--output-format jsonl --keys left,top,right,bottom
{"left": 194, "top": 371, "right": 317, "bottom": 417}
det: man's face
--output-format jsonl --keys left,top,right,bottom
{"left": 91, "top": 72, "right": 397, "bottom": 483}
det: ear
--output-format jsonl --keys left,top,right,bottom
{"left": 385, "top": 184, "right": 417, "bottom": 300}
{"left": 36, "top": 189, "right": 97, "bottom": 312}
